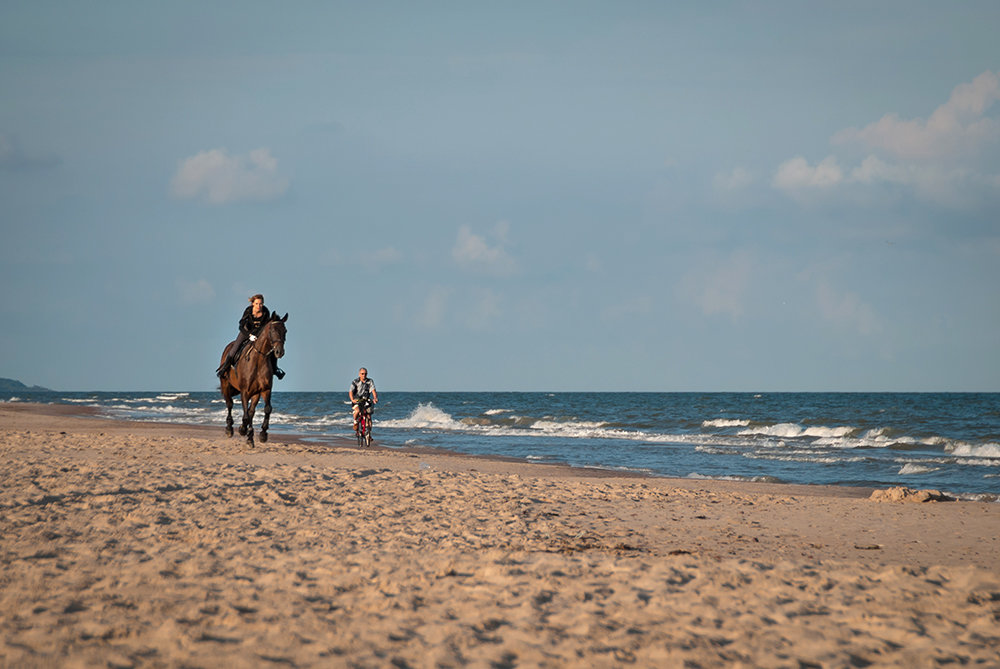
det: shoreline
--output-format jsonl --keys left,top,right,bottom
{"left": 5, "top": 400, "right": 877, "bottom": 497}
{"left": 3, "top": 401, "right": 996, "bottom": 569}
{"left": 2, "top": 401, "right": 999, "bottom": 666}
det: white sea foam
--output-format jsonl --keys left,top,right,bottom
{"left": 530, "top": 419, "right": 609, "bottom": 436}
{"left": 898, "top": 463, "right": 939, "bottom": 475}
{"left": 891, "top": 455, "right": 1000, "bottom": 469}
{"left": 685, "top": 472, "right": 780, "bottom": 483}
{"left": 952, "top": 491, "right": 1000, "bottom": 502}
{"left": 801, "top": 425, "right": 856, "bottom": 439}
{"left": 693, "top": 445, "right": 739, "bottom": 455}
{"left": 702, "top": 418, "right": 751, "bottom": 428}
{"left": 118, "top": 396, "right": 168, "bottom": 404}
{"left": 378, "top": 403, "right": 691, "bottom": 445}
{"left": 484, "top": 409, "right": 512, "bottom": 416}
{"left": 379, "top": 403, "right": 466, "bottom": 430}
{"left": 745, "top": 452, "right": 864, "bottom": 464}
{"left": 109, "top": 404, "right": 193, "bottom": 415}
{"left": 739, "top": 422, "right": 803, "bottom": 438}
{"left": 946, "top": 442, "right": 1000, "bottom": 459}
{"left": 739, "top": 423, "right": 857, "bottom": 440}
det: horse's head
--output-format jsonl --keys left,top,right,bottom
{"left": 264, "top": 312, "right": 288, "bottom": 359}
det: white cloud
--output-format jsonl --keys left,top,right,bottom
{"left": 773, "top": 156, "right": 843, "bottom": 191}
{"left": 833, "top": 70, "right": 1000, "bottom": 162}
{"left": 171, "top": 148, "right": 289, "bottom": 204}
{"left": 176, "top": 278, "right": 215, "bottom": 305}
{"left": 452, "top": 223, "right": 516, "bottom": 275}
{"left": 847, "top": 156, "right": 983, "bottom": 208}
{"left": 774, "top": 71, "right": 1000, "bottom": 208}
{"left": 848, "top": 155, "right": 907, "bottom": 185}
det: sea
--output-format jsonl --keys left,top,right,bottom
{"left": 4, "top": 391, "right": 999, "bottom": 501}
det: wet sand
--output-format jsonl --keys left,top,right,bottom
{"left": 1, "top": 403, "right": 998, "bottom": 667}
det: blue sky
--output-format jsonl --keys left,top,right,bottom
{"left": 2, "top": 2, "right": 998, "bottom": 392}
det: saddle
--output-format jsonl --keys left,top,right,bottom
{"left": 222, "top": 337, "right": 285, "bottom": 379}
{"left": 223, "top": 338, "right": 252, "bottom": 364}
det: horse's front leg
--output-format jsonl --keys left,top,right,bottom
{"left": 244, "top": 394, "right": 261, "bottom": 447}
{"left": 260, "top": 389, "right": 272, "bottom": 443}
{"left": 238, "top": 393, "right": 250, "bottom": 436}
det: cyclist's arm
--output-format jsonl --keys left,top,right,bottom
{"left": 372, "top": 387, "right": 378, "bottom": 403}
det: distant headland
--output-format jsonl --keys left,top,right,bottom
{"left": 0, "top": 377, "right": 52, "bottom": 392}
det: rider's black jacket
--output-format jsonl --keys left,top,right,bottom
{"left": 239, "top": 305, "right": 271, "bottom": 336}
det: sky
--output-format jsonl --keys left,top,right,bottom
{"left": 2, "top": 2, "right": 999, "bottom": 392}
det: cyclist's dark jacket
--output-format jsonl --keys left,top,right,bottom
{"left": 239, "top": 305, "right": 271, "bottom": 336}
{"left": 351, "top": 377, "right": 376, "bottom": 402}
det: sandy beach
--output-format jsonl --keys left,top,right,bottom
{"left": 1, "top": 403, "right": 998, "bottom": 667}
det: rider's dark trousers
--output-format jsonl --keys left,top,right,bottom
{"left": 223, "top": 331, "right": 250, "bottom": 369}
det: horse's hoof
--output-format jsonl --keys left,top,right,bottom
{"left": 238, "top": 426, "right": 248, "bottom": 436}
{"left": 260, "top": 432, "right": 269, "bottom": 443}
{"left": 225, "top": 428, "right": 233, "bottom": 437}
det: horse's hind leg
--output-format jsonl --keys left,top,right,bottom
{"left": 223, "top": 389, "right": 235, "bottom": 437}
{"left": 260, "top": 390, "right": 272, "bottom": 443}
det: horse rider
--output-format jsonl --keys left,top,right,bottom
{"left": 217, "top": 294, "right": 285, "bottom": 380}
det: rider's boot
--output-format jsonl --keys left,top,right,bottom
{"left": 216, "top": 353, "right": 234, "bottom": 379}
{"left": 268, "top": 353, "right": 285, "bottom": 380}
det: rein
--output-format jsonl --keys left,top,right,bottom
{"left": 246, "top": 340, "right": 276, "bottom": 360}
{"left": 243, "top": 325, "right": 282, "bottom": 361}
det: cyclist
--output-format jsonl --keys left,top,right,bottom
{"left": 349, "top": 367, "right": 378, "bottom": 431}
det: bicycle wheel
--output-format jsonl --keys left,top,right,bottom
{"left": 364, "top": 418, "right": 372, "bottom": 447}
{"left": 356, "top": 415, "right": 365, "bottom": 447}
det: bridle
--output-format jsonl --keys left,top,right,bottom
{"left": 244, "top": 323, "right": 285, "bottom": 361}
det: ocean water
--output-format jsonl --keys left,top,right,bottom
{"left": 4, "top": 391, "right": 999, "bottom": 500}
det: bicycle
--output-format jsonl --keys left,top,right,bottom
{"left": 353, "top": 398, "right": 374, "bottom": 447}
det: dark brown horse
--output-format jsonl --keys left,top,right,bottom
{"left": 218, "top": 312, "right": 288, "bottom": 447}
